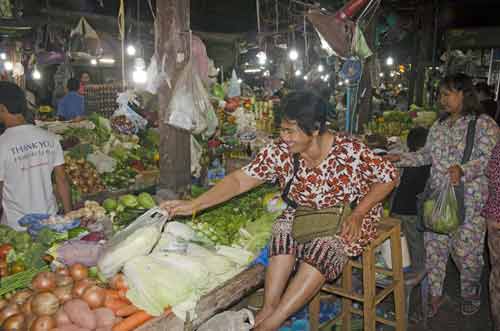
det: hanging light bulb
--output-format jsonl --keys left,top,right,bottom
{"left": 317, "top": 64, "right": 325, "bottom": 73}
{"left": 132, "top": 57, "right": 147, "bottom": 84}
{"left": 90, "top": 59, "right": 98, "bottom": 66}
{"left": 256, "top": 51, "right": 267, "bottom": 65}
{"left": 288, "top": 49, "right": 299, "bottom": 61}
{"left": 127, "top": 45, "right": 137, "bottom": 57}
{"left": 303, "top": 75, "right": 309, "bottom": 81}
{"left": 344, "top": 79, "right": 350, "bottom": 85}
{"left": 386, "top": 56, "right": 394, "bottom": 66}
{"left": 132, "top": 68, "right": 147, "bottom": 84}
{"left": 379, "top": 72, "right": 384, "bottom": 78}
{"left": 0, "top": 53, "right": 6, "bottom": 60}
{"left": 338, "top": 81, "right": 344, "bottom": 86}
{"left": 295, "top": 69, "right": 302, "bottom": 77}
{"left": 4, "top": 61, "right": 13, "bottom": 71}
{"left": 32, "top": 68, "right": 41, "bottom": 80}
{"left": 237, "top": 78, "right": 243, "bottom": 84}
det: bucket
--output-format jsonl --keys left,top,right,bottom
{"left": 379, "top": 235, "right": 411, "bottom": 269}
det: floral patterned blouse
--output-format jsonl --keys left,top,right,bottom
{"left": 243, "top": 135, "right": 398, "bottom": 256}
{"left": 399, "top": 114, "right": 499, "bottom": 219}
{"left": 482, "top": 142, "right": 500, "bottom": 221}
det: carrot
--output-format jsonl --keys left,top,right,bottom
{"left": 116, "top": 304, "right": 140, "bottom": 317}
{"left": 105, "top": 297, "right": 130, "bottom": 314}
{"left": 112, "top": 311, "right": 152, "bottom": 331}
{"left": 105, "top": 289, "right": 121, "bottom": 300}
{"left": 118, "top": 289, "right": 128, "bottom": 299}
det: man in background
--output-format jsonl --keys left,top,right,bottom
{"left": 57, "top": 78, "right": 85, "bottom": 121}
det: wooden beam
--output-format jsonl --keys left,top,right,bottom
{"left": 156, "top": 0, "right": 191, "bottom": 197}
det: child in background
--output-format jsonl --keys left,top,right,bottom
{"left": 390, "top": 127, "right": 431, "bottom": 271}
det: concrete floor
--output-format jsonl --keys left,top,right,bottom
{"left": 408, "top": 259, "right": 493, "bottom": 331}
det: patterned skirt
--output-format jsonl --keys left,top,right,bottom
{"left": 269, "top": 214, "right": 349, "bottom": 282}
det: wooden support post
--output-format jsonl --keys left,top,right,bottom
{"left": 156, "top": 0, "right": 191, "bottom": 198}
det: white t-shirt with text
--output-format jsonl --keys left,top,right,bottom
{"left": 0, "top": 124, "right": 64, "bottom": 230}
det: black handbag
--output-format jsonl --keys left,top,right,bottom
{"left": 416, "top": 116, "right": 477, "bottom": 232}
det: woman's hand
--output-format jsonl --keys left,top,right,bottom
{"left": 384, "top": 154, "right": 401, "bottom": 163}
{"left": 340, "top": 213, "right": 364, "bottom": 242}
{"left": 160, "top": 200, "right": 200, "bottom": 218}
{"left": 448, "top": 165, "right": 464, "bottom": 185}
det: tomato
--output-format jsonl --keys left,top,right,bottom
{"left": 10, "top": 262, "right": 25, "bottom": 274}
{"left": 0, "top": 244, "right": 13, "bottom": 257}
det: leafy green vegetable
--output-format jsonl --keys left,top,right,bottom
{"left": 36, "top": 228, "right": 68, "bottom": 247}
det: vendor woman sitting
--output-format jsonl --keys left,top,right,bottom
{"left": 57, "top": 78, "right": 85, "bottom": 121}
{"left": 161, "top": 91, "right": 398, "bottom": 330}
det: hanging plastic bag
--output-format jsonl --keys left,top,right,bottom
{"left": 423, "top": 178, "right": 461, "bottom": 234}
{"left": 145, "top": 54, "right": 172, "bottom": 94}
{"left": 197, "top": 309, "right": 254, "bottom": 331}
{"left": 97, "top": 208, "right": 169, "bottom": 279}
{"left": 166, "top": 60, "right": 217, "bottom": 138}
{"left": 112, "top": 91, "right": 148, "bottom": 133}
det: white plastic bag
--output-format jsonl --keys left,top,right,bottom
{"left": 97, "top": 208, "right": 169, "bottom": 279}
{"left": 145, "top": 54, "right": 172, "bottom": 94}
{"left": 86, "top": 151, "right": 117, "bottom": 173}
{"left": 166, "top": 60, "right": 217, "bottom": 137}
{"left": 197, "top": 309, "right": 254, "bottom": 331}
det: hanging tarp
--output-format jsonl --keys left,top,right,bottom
{"left": 306, "top": 9, "right": 354, "bottom": 59}
{"left": 69, "top": 17, "right": 101, "bottom": 55}
{"left": 352, "top": 25, "right": 373, "bottom": 60}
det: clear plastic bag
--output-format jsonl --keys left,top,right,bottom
{"left": 166, "top": 60, "right": 217, "bottom": 137}
{"left": 97, "top": 207, "right": 169, "bottom": 279}
{"left": 197, "top": 309, "right": 254, "bottom": 331}
{"left": 86, "top": 151, "right": 117, "bottom": 173}
{"left": 423, "top": 177, "right": 461, "bottom": 234}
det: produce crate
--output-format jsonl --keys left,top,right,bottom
{"left": 84, "top": 84, "right": 123, "bottom": 118}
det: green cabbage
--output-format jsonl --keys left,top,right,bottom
{"left": 124, "top": 256, "right": 205, "bottom": 316}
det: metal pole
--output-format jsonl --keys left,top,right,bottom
{"left": 275, "top": 0, "right": 279, "bottom": 34}
{"left": 304, "top": 15, "right": 308, "bottom": 68}
{"left": 346, "top": 87, "right": 351, "bottom": 133}
{"left": 256, "top": 0, "right": 261, "bottom": 34}
{"left": 488, "top": 48, "right": 495, "bottom": 85}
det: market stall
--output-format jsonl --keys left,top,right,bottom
{"left": 0, "top": 184, "right": 283, "bottom": 331}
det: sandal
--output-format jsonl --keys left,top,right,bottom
{"left": 428, "top": 295, "right": 450, "bottom": 319}
{"left": 461, "top": 286, "right": 482, "bottom": 316}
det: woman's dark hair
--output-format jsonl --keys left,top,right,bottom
{"left": 407, "top": 127, "right": 429, "bottom": 152}
{"left": 281, "top": 90, "right": 328, "bottom": 135}
{"left": 439, "top": 73, "right": 482, "bottom": 121}
{"left": 66, "top": 78, "right": 80, "bottom": 92}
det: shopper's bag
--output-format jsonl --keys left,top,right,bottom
{"left": 197, "top": 309, "right": 254, "bottom": 331}
{"left": 422, "top": 177, "right": 461, "bottom": 234}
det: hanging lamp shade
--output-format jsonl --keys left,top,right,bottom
{"left": 306, "top": 9, "right": 354, "bottom": 59}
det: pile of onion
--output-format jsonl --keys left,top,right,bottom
{"left": 0, "top": 263, "right": 109, "bottom": 331}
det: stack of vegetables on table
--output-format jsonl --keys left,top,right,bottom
{"left": 364, "top": 106, "right": 438, "bottom": 139}
{"left": 0, "top": 263, "right": 158, "bottom": 331}
{"left": 0, "top": 185, "right": 283, "bottom": 329}
{"left": 54, "top": 113, "right": 160, "bottom": 203}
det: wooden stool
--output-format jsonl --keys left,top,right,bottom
{"left": 308, "top": 218, "right": 406, "bottom": 331}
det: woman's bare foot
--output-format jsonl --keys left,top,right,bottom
{"left": 254, "top": 306, "right": 276, "bottom": 327}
